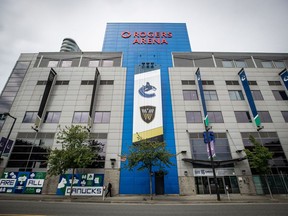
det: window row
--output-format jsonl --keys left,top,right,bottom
{"left": 186, "top": 111, "right": 288, "bottom": 123}
{"left": 183, "top": 90, "right": 288, "bottom": 101}
{"left": 47, "top": 60, "right": 114, "bottom": 68}
{"left": 222, "top": 60, "right": 286, "bottom": 68}
{"left": 182, "top": 80, "right": 284, "bottom": 86}
{"left": 23, "top": 111, "right": 111, "bottom": 124}
{"left": 36, "top": 58, "right": 121, "bottom": 68}
{"left": 37, "top": 80, "right": 114, "bottom": 85}
{"left": 7, "top": 133, "right": 107, "bottom": 170}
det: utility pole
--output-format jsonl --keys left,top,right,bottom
{"left": 204, "top": 127, "right": 220, "bottom": 201}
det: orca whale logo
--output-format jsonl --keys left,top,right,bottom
{"left": 138, "top": 82, "right": 157, "bottom": 98}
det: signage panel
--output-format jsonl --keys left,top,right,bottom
{"left": 35, "top": 68, "right": 57, "bottom": 129}
{"left": 279, "top": 68, "right": 288, "bottom": 93}
{"left": 57, "top": 173, "right": 104, "bottom": 196}
{"left": 132, "top": 69, "right": 163, "bottom": 142}
{"left": 0, "top": 172, "right": 46, "bottom": 194}
{"left": 195, "top": 69, "right": 209, "bottom": 127}
{"left": 238, "top": 69, "right": 261, "bottom": 127}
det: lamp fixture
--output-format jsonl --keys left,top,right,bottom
{"left": 110, "top": 158, "right": 116, "bottom": 168}
{"left": 257, "top": 126, "right": 264, "bottom": 131}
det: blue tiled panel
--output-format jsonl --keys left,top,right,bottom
{"left": 102, "top": 23, "right": 191, "bottom": 194}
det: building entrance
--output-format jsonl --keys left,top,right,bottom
{"left": 155, "top": 172, "right": 165, "bottom": 195}
{"left": 195, "top": 176, "right": 240, "bottom": 194}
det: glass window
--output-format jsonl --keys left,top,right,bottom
{"left": 186, "top": 111, "right": 202, "bottom": 123}
{"left": 204, "top": 90, "right": 218, "bottom": 101}
{"left": 37, "top": 81, "right": 47, "bottom": 85}
{"left": 102, "top": 60, "right": 113, "bottom": 67}
{"left": 81, "top": 80, "right": 95, "bottom": 85}
{"left": 94, "top": 112, "right": 111, "bottom": 123}
{"left": 22, "top": 111, "right": 38, "bottom": 123}
{"left": 274, "top": 61, "right": 285, "bottom": 68}
{"left": 258, "top": 111, "right": 272, "bottom": 123}
{"left": 222, "top": 60, "right": 234, "bottom": 68}
{"left": 225, "top": 80, "right": 239, "bottom": 85}
{"left": 181, "top": 80, "right": 195, "bottom": 85}
{"left": 89, "top": 60, "right": 100, "bottom": 67}
{"left": 235, "top": 111, "right": 252, "bottom": 123}
{"left": 207, "top": 111, "right": 224, "bottom": 123}
{"left": 72, "top": 112, "right": 89, "bottom": 123}
{"left": 268, "top": 81, "right": 282, "bottom": 86}
{"left": 190, "top": 132, "right": 232, "bottom": 162}
{"left": 183, "top": 90, "right": 198, "bottom": 100}
{"left": 248, "top": 81, "right": 257, "bottom": 85}
{"left": 261, "top": 61, "right": 273, "bottom": 68}
{"left": 241, "top": 132, "right": 288, "bottom": 174}
{"left": 44, "top": 112, "right": 61, "bottom": 123}
{"left": 61, "top": 61, "right": 72, "bottom": 67}
{"left": 55, "top": 80, "right": 69, "bottom": 85}
{"left": 235, "top": 60, "right": 247, "bottom": 68}
{"left": 202, "top": 80, "right": 214, "bottom": 85}
{"left": 229, "top": 90, "right": 244, "bottom": 101}
{"left": 15, "top": 61, "right": 30, "bottom": 70}
{"left": 272, "top": 91, "right": 288, "bottom": 100}
{"left": 251, "top": 90, "right": 264, "bottom": 100}
{"left": 281, "top": 111, "right": 288, "bottom": 122}
{"left": 47, "top": 61, "right": 59, "bottom": 67}
{"left": 100, "top": 80, "right": 114, "bottom": 85}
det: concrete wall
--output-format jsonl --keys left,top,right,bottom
{"left": 179, "top": 176, "right": 196, "bottom": 195}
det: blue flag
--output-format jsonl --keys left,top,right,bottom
{"left": 238, "top": 69, "right": 261, "bottom": 127}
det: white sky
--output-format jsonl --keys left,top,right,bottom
{"left": 0, "top": 0, "right": 288, "bottom": 93}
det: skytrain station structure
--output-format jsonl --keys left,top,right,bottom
{"left": 0, "top": 23, "right": 287, "bottom": 196}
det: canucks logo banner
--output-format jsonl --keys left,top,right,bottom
{"left": 195, "top": 68, "right": 209, "bottom": 127}
{"left": 279, "top": 68, "right": 288, "bottom": 93}
{"left": 133, "top": 69, "right": 163, "bottom": 142}
{"left": 56, "top": 173, "right": 104, "bottom": 196}
{"left": 238, "top": 69, "right": 261, "bottom": 127}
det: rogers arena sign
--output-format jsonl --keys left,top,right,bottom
{"left": 121, "top": 31, "right": 172, "bottom": 44}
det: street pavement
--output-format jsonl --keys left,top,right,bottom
{"left": 1, "top": 193, "right": 288, "bottom": 204}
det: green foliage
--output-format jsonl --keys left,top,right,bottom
{"left": 244, "top": 135, "right": 273, "bottom": 174}
{"left": 126, "top": 137, "right": 174, "bottom": 173}
{"left": 47, "top": 125, "right": 97, "bottom": 176}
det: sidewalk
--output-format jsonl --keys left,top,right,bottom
{"left": 1, "top": 193, "right": 288, "bottom": 204}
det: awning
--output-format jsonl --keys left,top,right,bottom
{"left": 182, "top": 157, "right": 247, "bottom": 167}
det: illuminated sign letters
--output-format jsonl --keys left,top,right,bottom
{"left": 121, "top": 31, "right": 172, "bottom": 44}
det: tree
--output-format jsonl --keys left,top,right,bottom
{"left": 125, "top": 137, "right": 174, "bottom": 200}
{"left": 244, "top": 135, "right": 274, "bottom": 198}
{"left": 48, "top": 125, "right": 99, "bottom": 197}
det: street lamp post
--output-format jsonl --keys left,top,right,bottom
{"left": 0, "top": 112, "right": 17, "bottom": 158}
{"left": 204, "top": 127, "right": 221, "bottom": 201}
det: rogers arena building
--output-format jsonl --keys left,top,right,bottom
{"left": 0, "top": 23, "right": 288, "bottom": 196}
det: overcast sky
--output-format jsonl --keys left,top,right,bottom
{"left": 0, "top": 0, "right": 288, "bottom": 92}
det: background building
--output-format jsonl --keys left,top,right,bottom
{"left": 0, "top": 23, "right": 287, "bottom": 196}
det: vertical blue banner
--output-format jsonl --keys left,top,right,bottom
{"left": 0, "top": 137, "right": 7, "bottom": 154}
{"left": 195, "top": 68, "right": 209, "bottom": 127}
{"left": 279, "top": 68, "right": 288, "bottom": 93}
{"left": 238, "top": 69, "right": 261, "bottom": 127}
{"left": 0, "top": 137, "right": 13, "bottom": 155}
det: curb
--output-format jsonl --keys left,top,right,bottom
{"left": 1, "top": 194, "right": 288, "bottom": 204}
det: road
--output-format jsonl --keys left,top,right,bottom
{"left": 0, "top": 200, "right": 287, "bottom": 216}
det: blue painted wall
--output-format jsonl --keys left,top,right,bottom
{"left": 102, "top": 23, "right": 191, "bottom": 194}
